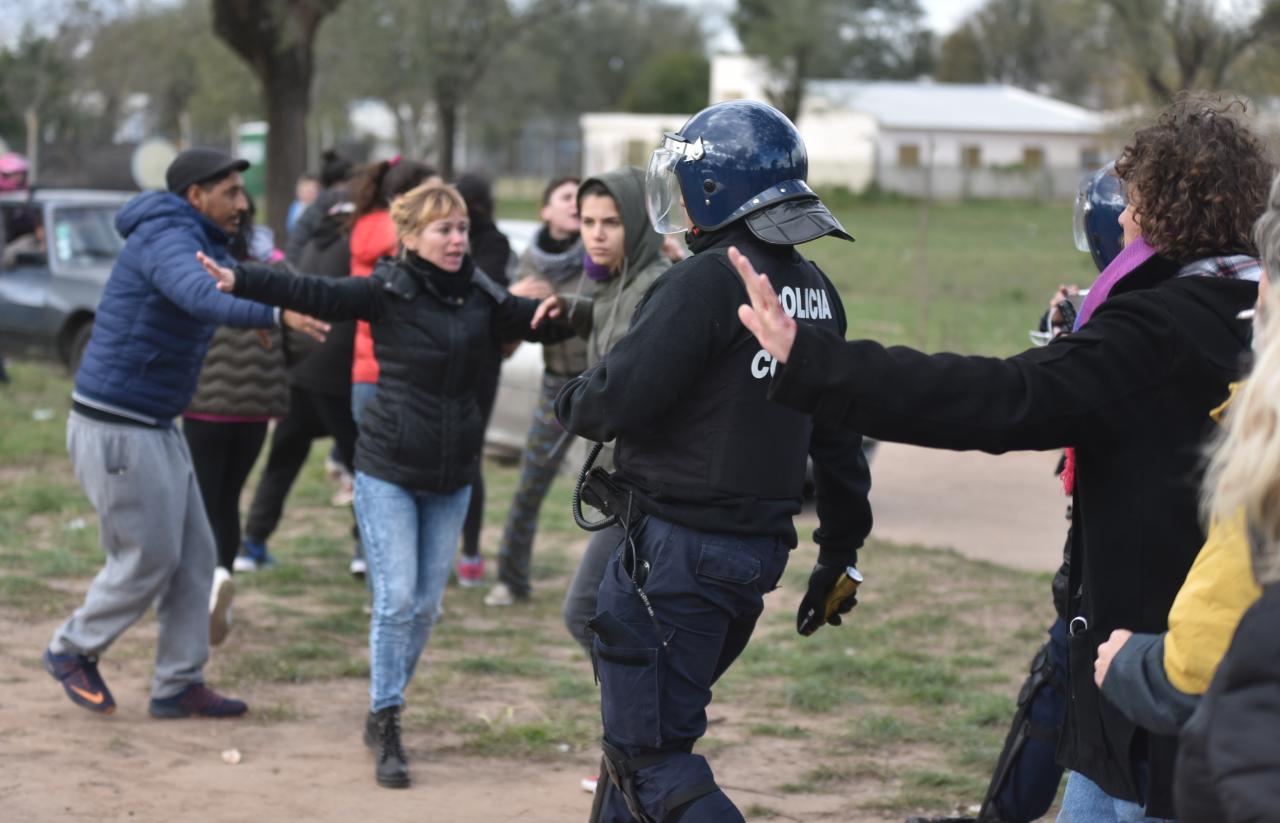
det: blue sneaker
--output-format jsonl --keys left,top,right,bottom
{"left": 149, "top": 683, "right": 248, "bottom": 719}
{"left": 233, "top": 537, "right": 275, "bottom": 572}
{"left": 43, "top": 648, "right": 116, "bottom": 714}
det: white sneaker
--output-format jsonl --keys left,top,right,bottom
{"left": 349, "top": 555, "right": 367, "bottom": 578}
{"left": 209, "top": 567, "right": 235, "bottom": 647}
{"left": 233, "top": 554, "right": 258, "bottom": 573}
{"left": 484, "top": 582, "right": 516, "bottom": 607}
{"left": 581, "top": 776, "right": 598, "bottom": 794}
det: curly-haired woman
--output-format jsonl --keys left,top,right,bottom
{"left": 198, "top": 182, "right": 572, "bottom": 790}
{"left": 731, "top": 95, "right": 1274, "bottom": 820}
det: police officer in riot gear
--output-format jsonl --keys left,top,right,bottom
{"left": 555, "top": 100, "right": 873, "bottom": 822}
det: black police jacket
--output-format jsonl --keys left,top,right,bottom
{"left": 234, "top": 254, "right": 572, "bottom": 493}
{"left": 556, "top": 222, "right": 872, "bottom": 565}
{"left": 764, "top": 252, "right": 1256, "bottom": 817}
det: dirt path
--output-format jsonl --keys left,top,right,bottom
{"left": 0, "top": 444, "right": 1065, "bottom": 822}
{"left": 867, "top": 442, "right": 1068, "bottom": 572}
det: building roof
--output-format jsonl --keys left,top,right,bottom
{"left": 807, "top": 80, "right": 1105, "bottom": 135}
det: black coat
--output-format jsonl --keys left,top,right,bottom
{"left": 766, "top": 255, "right": 1255, "bottom": 817}
{"left": 1175, "top": 582, "right": 1280, "bottom": 823}
{"left": 288, "top": 198, "right": 355, "bottom": 397}
{"left": 234, "top": 255, "right": 572, "bottom": 493}
{"left": 557, "top": 223, "right": 872, "bottom": 564}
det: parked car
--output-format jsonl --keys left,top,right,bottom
{"left": 488, "top": 218, "right": 549, "bottom": 460}
{"left": 0, "top": 188, "right": 133, "bottom": 373}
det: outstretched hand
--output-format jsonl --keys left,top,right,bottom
{"left": 531, "top": 295, "right": 564, "bottom": 329}
{"left": 283, "top": 310, "right": 329, "bottom": 343}
{"left": 197, "top": 251, "right": 329, "bottom": 343}
{"left": 729, "top": 246, "right": 796, "bottom": 364}
{"left": 197, "top": 251, "right": 237, "bottom": 292}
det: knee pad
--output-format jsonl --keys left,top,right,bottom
{"left": 599, "top": 739, "right": 722, "bottom": 823}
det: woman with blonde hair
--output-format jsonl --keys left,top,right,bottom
{"left": 198, "top": 182, "right": 571, "bottom": 790}
{"left": 1173, "top": 173, "right": 1280, "bottom": 822}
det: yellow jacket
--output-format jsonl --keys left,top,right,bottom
{"left": 1162, "top": 384, "right": 1263, "bottom": 693}
{"left": 1163, "top": 508, "right": 1262, "bottom": 694}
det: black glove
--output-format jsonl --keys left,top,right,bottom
{"left": 796, "top": 562, "right": 860, "bottom": 636}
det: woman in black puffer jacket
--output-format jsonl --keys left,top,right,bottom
{"left": 198, "top": 182, "right": 571, "bottom": 791}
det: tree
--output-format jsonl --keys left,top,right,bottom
{"left": 934, "top": 0, "right": 1105, "bottom": 105}
{"left": 211, "top": 0, "right": 344, "bottom": 236}
{"left": 80, "top": 0, "right": 260, "bottom": 146}
{"left": 0, "top": 26, "right": 77, "bottom": 181}
{"left": 1102, "top": 0, "right": 1280, "bottom": 101}
{"left": 316, "top": 0, "right": 585, "bottom": 178}
{"left": 619, "top": 49, "right": 710, "bottom": 114}
{"left": 733, "top": 0, "right": 933, "bottom": 121}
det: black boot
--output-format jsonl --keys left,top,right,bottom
{"left": 367, "top": 706, "right": 409, "bottom": 788}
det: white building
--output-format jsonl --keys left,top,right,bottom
{"left": 580, "top": 55, "right": 1117, "bottom": 200}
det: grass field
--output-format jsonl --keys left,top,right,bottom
{"left": 0, "top": 196, "right": 1075, "bottom": 819}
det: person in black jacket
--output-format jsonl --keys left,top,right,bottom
{"left": 732, "top": 95, "right": 1274, "bottom": 820}
{"left": 554, "top": 100, "right": 872, "bottom": 823}
{"left": 198, "top": 181, "right": 571, "bottom": 790}
{"left": 453, "top": 172, "right": 512, "bottom": 587}
{"left": 238, "top": 176, "right": 364, "bottom": 576}
{"left": 1175, "top": 171, "right": 1280, "bottom": 823}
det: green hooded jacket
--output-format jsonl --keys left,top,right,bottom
{"left": 565, "top": 166, "right": 670, "bottom": 366}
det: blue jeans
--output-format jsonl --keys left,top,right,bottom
{"left": 591, "top": 515, "right": 790, "bottom": 822}
{"left": 1057, "top": 771, "right": 1174, "bottom": 823}
{"left": 351, "top": 381, "right": 377, "bottom": 429}
{"left": 354, "top": 471, "right": 472, "bottom": 711}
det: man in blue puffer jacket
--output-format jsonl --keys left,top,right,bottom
{"left": 43, "top": 148, "right": 326, "bottom": 719}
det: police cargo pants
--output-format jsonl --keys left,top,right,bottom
{"left": 590, "top": 515, "right": 789, "bottom": 822}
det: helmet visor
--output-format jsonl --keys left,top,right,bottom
{"left": 645, "top": 136, "right": 691, "bottom": 235}
{"left": 1073, "top": 175, "right": 1093, "bottom": 254}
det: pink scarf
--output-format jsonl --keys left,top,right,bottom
{"left": 1072, "top": 236, "right": 1157, "bottom": 331}
{"left": 1070, "top": 235, "right": 1162, "bottom": 332}
{"left": 1063, "top": 236, "right": 1156, "bottom": 494}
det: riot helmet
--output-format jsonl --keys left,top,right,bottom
{"left": 1073, "top": 163, "right": 1126, "bottom": 272}
{"left": 645, "top": 100, "right": 852, "bottom": 245}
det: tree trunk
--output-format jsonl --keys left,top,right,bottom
{"left": 24, "top": 107, "right": 38, "bottom": 184}
{"left": 437, "top": 98, "right": 458, "bottom": 180}
{"left": 262, "top": 67, "right": 310, "bottom": 238}
{"left": 211, "top": 1, "right": 344, "bottom": 239}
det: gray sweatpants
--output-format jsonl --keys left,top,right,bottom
{"left": 50, "top": 412, "right": 216, "bottom": 699}
{"left": 562, "top": 523, "right": 625, "bottom": 654}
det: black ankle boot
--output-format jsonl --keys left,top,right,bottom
{"left": 370, "top": 706, "right": 409, "bottom": 788}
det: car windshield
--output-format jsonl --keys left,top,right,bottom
{"left": 52, "top": 205, "right": 123, "bottom": 266}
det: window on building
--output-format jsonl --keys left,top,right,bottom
{"left": 898, "top": 144, "right": 921, "bottom": 168}
{"left": 961, "top": 145, "right": 982, "bottom": 169}
{"left": 1080, "top": 147, "right": 1103, "bottom": 169}
{"left": 1023, "top": 147, "right": 1046, "bottom": 169}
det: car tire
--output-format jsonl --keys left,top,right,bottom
{"left": 68, "top": 320, "right": 93, "bottom": 375}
